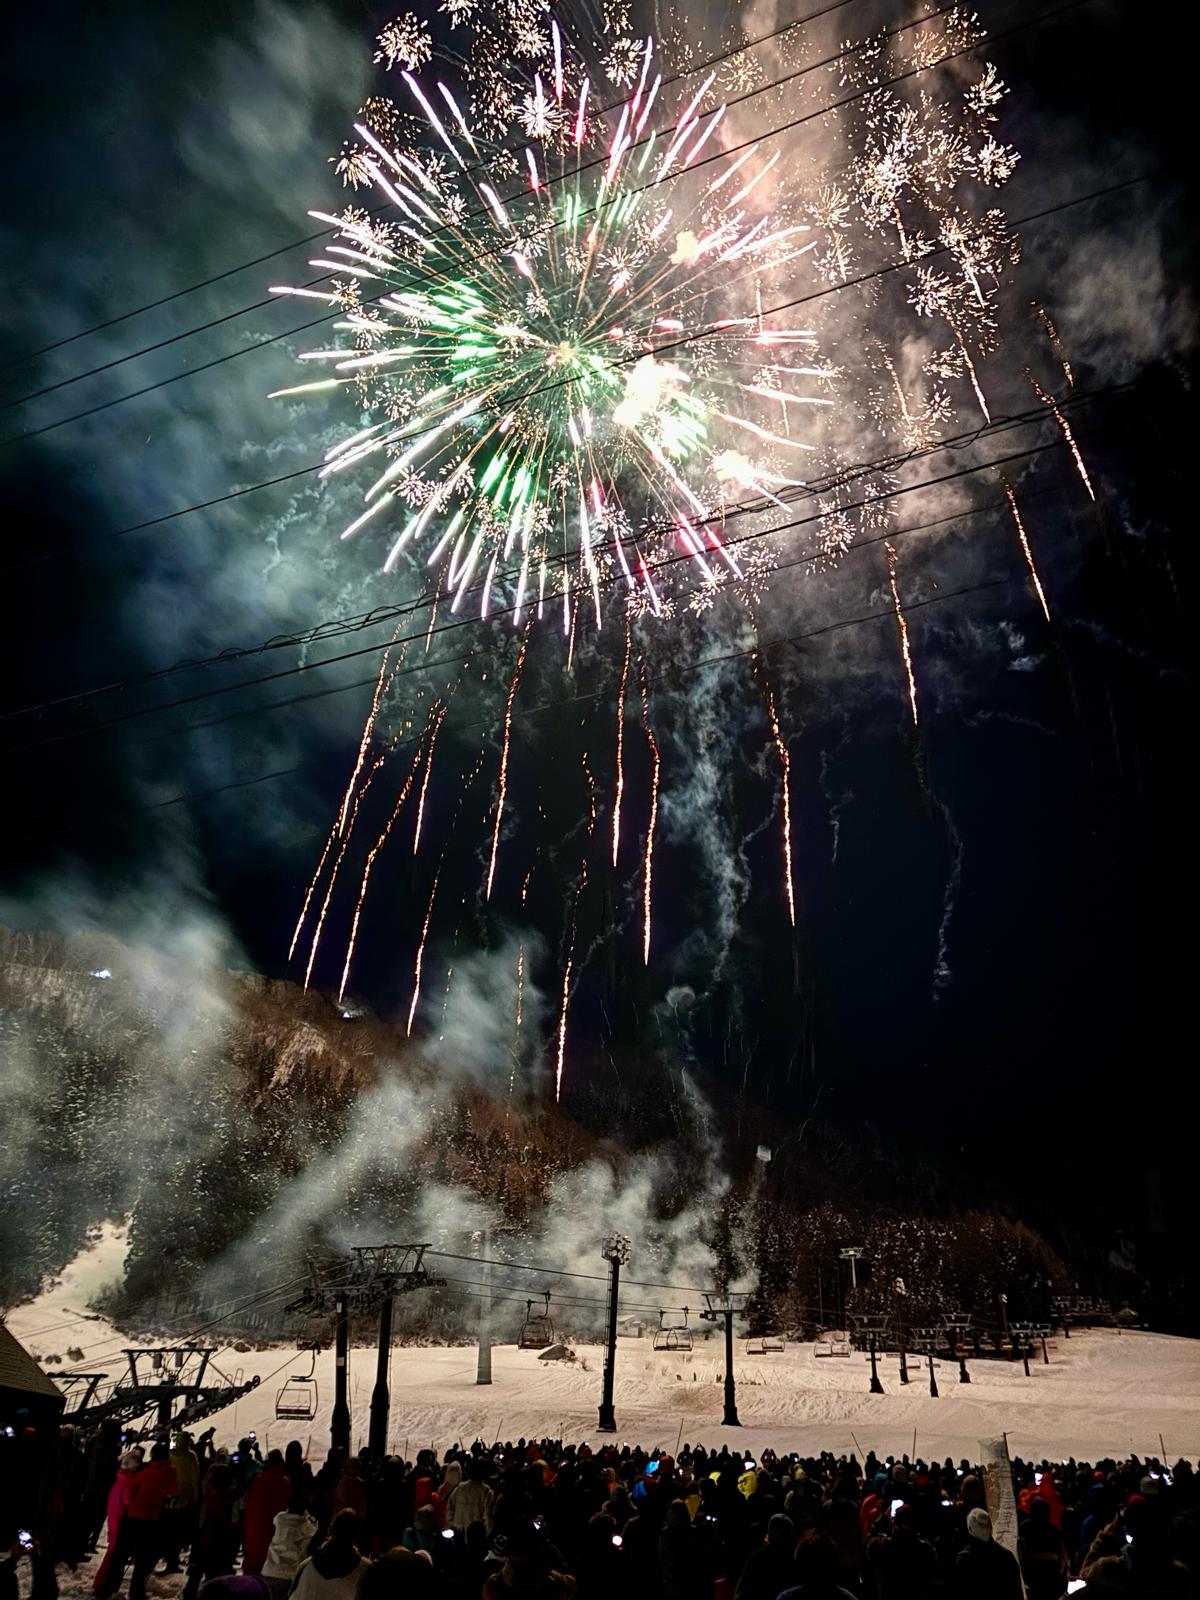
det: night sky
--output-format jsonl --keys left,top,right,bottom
{"left": 1, "top": 0, "right": 1195, "bottom": 1297}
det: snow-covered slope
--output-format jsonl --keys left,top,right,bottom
{"left": 7, "top": 1227, "right": 1198, "bottom": 1463}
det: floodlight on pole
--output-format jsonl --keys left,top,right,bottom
{"left": 839, "top": 1246, "right": 866, "bottom": 1292}
{"left": 701, "top": 1289, "right": 748, "bottom": 1427}
{"left": 597, "top": 1234, "right": 631, "bottom": 1433}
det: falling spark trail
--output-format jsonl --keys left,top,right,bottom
{"left": 581, "top": 748, "right": 598, "bottom": 837}
{"left": 413, "top": 695, "right": 450, "bottom": 853}
{"left": 639, "top": 660, "right": 661, "bottom": 965}
{"left": 885, "top": 540, "right": 919, "bottom": 726}
{"left": 952, "top": 321, "right": 990, "bottom": 423}
{"left": 337, "top": 727, "right": 431, "bottom": 1002}
{"left": 485, "top": 630, "right": 530, "bottom": 900}
{"left": 555, "top": 862, "right": 587, "bottom": 1103}
{"left": 339, "top": 635, "right": 405, "bottom": 836}
{"left": 1030, "top": 376, "right": 1095, "bottom": 500}
{"left": 290, "top": 821, "right": 338, "bottom": 963}
{"left": 612, "top": 615, "right": 632, "bottom": 866}
{"left": 931, "top": 791, "right": 964, "bottom": 999}
{"left": 764, "top": 682, "right": 797, "bottom": 926}
{"left": 1004, "top": 484, "right": 1050, "bottom": 621}
{"left": 303, "top": 747, "right": 392, "bottom": 989}
{"left": 407, "top": 861, "right": 442, "bottom": 1035}
{"left": 1031, "top": 301, "right": 1074, "bottom": 386}
{"left": 290, "top": 636, "right": 407, "bottom": 959}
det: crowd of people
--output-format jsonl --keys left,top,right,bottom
{"left": 3, "top": 1421, "right": 1197, "bottom": 1599}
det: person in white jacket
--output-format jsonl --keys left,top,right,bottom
{"left": 288, "top": 1511, "right": 369, "bottom": 1600}
{"left": 446, "top": 1461, "right": 495, "bottom": 1535}
{"left": 260, "top": 1488, "right": 318, "bottom": 1600}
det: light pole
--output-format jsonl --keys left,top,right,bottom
{"left": 597, "top": 1233, "right": 630, "bottom": 1433}
{"left": 997, "top": 1292, "right": 1010, "bottom": 1348}
{"left": 839, "top": 1246, "right": 865, "bottom": 1293}
{"left": 869, "top": 1332, "right": 884, "bottom": 1395}
{"left": 894, "top": 1277, "right": 909, "bottom": 1386}
{"left": 702, "top": 1290, "right": 748, "bottom": 1427}
{"left": 331, "top": 1289, "right": 351, "bottom": 1455}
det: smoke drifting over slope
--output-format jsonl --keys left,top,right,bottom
{"left": 0, "top": 0, "right": 1194, "bottom": 1329}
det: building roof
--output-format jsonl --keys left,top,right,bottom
{"left": 0, "top": 1320, "right": 65, "bottom": 1406}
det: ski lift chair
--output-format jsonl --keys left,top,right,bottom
{"left": 653, "top": 1308, "right": 693, "bottom": 1352}
{"left": 276, "top": 1347, "right": 318, "bottom": 1422}
{"left": 519, "top": 1292, "right": 555, "bottom": 1350}
{"left": 747, "top": 1331, "right": 783, "bottom": 1355}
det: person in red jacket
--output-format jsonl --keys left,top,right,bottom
{"left": 241, "top": 1453, "right": 292, "bottom": 1576}
{"left": 92, "top": 1450, "right": 143, "bottom": 1595}
{"left": 97, "top": 1442, "right": 178, "bottom": 1600}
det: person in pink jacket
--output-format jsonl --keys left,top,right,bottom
{"left": 92, "top": 1450, "right": 143, "bottom": 1594}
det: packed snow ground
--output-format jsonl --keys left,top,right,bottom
{"left": 7, "top": 1226, "right": 1199, "bottom": 1464}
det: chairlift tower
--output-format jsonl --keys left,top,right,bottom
{"left": 475, "top": 1228, "right": 492, "bottom": 1386}
{"left": 286, "top": 1244, "right": 445, "bottom": 1458}
{"left": 57, "top": 1346, "right": 260, "bottom": 1434}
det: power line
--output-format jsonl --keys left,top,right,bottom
{"left": 0, "top": 0, "right": 864, "bottom": 376}
{"left": 0, "top": 0, "right": 1092, "bottom": 449}
{"left": 108, "top": 480, "right": 1060, "bottom": 758}
{"left": 0, "top": 383, "right": 1121, "bottom": 751}
{"left": 432, "top": 1270, "right": 681, "bottom": 1317}
{"left": 0, "top": 165, "right": 1146, "bottom": 599}
{"left": 0, "top": 423, "right": 1099, "bottom": 765}
{"left": 18, "top": 429, "right": 1083, "bottom": 789}
{"left": 7, "top": 565, "right": 1059, "bottom": 848}
{"left": 426, "top": 1247, "right": 706, "bottom": 1297}
{"left": 23, "top": 1276, "right": 304, "bottom": 1347}
{"left": 52, "top": 1276, "right": 311, "bottom": 1375}
{"left": 6, "top": 470, "right": 1078, "bottom": 853}
{"left": 0, "top": 1, "right": 893, "bottom": 422}
{"left": 0, "top": 383, "right": 1097, "bottom": 723}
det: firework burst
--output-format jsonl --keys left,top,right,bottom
{"left": 269, "top": 0, "right": 1097, "bottom": 1060}
{"left": 273, "top": 12, "right": 845, "bottom": 634}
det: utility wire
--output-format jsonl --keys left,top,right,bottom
{"left": 0, "top": 3, "right": 925, "bottom": 431}
{"left": 433, "top": 1270, "right": 691, "bottom": 1317}
{"left": 7, "top": 567, "right": 1048, "bottom": 847}
{"left": 54, "top": 1277, "right": 311, "bottom": 1374}
{"left": 0, "top": 0, "right": 1094, "bottom": 448}
{"left": 0, "top": 0, "right": 863, "bottom": 376}
{"left": 23, "top": 1276, "right": 306, "bottom": 1348}
{"left": 0, "top": 166, "right": 1146, "bottom": 601}
{"left": 108, "top": 480, "right": 1061, "bottom": 759}
{"left": 427, "top": 1248, "right": 706, "bottom": 1297}
{"left": 0, "top": 163, "right": 1142, "bottom": 613}
{"left": 0, "top": 385, "right": 1119, "bottom": 754}
{"left": 0, "top": 383, "right": 1085, "bottom": 721}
